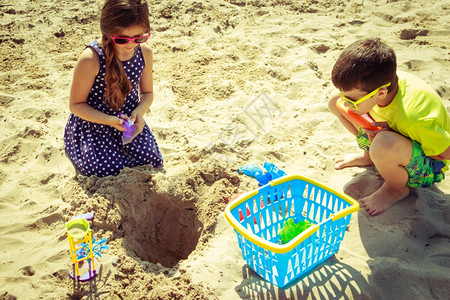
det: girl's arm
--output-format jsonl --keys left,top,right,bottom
{"left": 131, "top": 44, "right": 154, "bottom": 131}
{"left": 69, "top": 47, "right": 125, "bottom": 132}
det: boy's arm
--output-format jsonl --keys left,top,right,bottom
{"left": 405, "top": 119, "right": 450, "bottom": 161}
{"left": 430, "top": 145, "right": 450, "bottom": 160}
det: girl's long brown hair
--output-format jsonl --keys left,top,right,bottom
{"left": 100, "top": 0, "right": 150, "bottom": 111}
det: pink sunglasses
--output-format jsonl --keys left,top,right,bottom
{"left": 110, "top": 30, "right": 151, "bottom": 45}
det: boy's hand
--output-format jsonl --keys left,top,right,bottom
{"left": 364, "top": 121, "right": 390, "bottom": 141}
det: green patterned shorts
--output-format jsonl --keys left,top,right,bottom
{"left": 356, "top": 128, "right": 446, "bottom": 188}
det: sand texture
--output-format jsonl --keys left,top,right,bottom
{"left": 1, "top": 0, "right": 450, "bottom": 299}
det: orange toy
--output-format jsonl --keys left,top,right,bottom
{"left": 336, "top": 99, "right": 382, "bottom": 131}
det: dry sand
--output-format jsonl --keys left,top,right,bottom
{"left": 1, "top": 0, "right": 450, "bottom": 299}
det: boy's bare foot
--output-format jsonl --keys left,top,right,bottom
{"left": 359, "top": 183, "right": 409, "bottom": 216}
{"left": 335, "top": 152, "right": 372, "bottom": 170}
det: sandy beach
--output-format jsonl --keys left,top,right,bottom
{"left": 1, "top": 0, "right": 450, "bottom": 299}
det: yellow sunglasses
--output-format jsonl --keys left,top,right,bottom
{"left": 339, "top": 83, "right": 391, "bottom": 110}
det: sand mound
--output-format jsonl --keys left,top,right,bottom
{"left": 1, "top": 0, "right": 449, "bottom": 299}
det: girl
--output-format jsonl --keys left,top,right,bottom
{"left": 64, "top": 0, "right": 163, "bottom": 177}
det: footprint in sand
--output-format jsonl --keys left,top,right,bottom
{"left": 429, "top": 254, "right": 450, "bottom": 268}
{"left": 21, "top": 266, "right": 35, "bottom": 276}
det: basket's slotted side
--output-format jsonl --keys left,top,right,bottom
{"left": 236, "top": 234, "right": 279, "bottom": 283}
{"left": 231, "top": 178, "right": 354, "bottom": 287}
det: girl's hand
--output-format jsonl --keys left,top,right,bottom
{"left": 363, "top": 121, "right": 390, "bottom": 141}
{"left": 108, "top": 115, "right": 126, "bottom": 132}
{"left": 130, "top": 110, "right": 145, "bottom": 134}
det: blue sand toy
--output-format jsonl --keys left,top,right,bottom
{"left": 264, "top": 162, "right": 287, "bottom": 179}
{"left": 238, "top": 164, "right": 264, "bottom": 177}
{"left": 238, "top": 162, "right": 287, "bottom": 185}
{"left": 77, "top": 237, "right": 110, "bottom": 260}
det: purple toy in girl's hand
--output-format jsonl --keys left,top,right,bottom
{"left": 119, "top": 114, "right": 140, "bottom": 145}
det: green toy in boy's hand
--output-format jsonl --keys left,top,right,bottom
{"left": 279, "top": 218, "right": 312, "bottom": 243}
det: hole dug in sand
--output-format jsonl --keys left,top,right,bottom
{"left": 78, "top": 169, "right": 204, "bottom": 269}
{"left": 120, "top": 192, "right": 202, "bottom": 268}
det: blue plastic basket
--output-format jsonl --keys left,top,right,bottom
{"left": 225, "top": 174, "right": 359, "bottom": 287}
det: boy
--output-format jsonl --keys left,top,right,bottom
{"left": 328, "top": 38, "right": 450, "bottom": 216}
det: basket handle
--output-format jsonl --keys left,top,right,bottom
{"left": 331, "top": 204, "right": 360, "bottom": 221}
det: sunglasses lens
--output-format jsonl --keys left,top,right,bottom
{"left": 113, "top": 38, "right": 129, "bottom": 45}
{"left": 135, "top": 36, "right": 149, "bottom": 43}
{"left": 343, "top": 98, "right": 356, "bottom": 110}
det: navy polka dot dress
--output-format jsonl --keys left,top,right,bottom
{"left": 64, "top": 40, "right": 163, "bottom": 177}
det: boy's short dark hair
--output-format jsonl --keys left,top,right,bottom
{"left": 332, "top": 38, "right": 398, "bottom": 93}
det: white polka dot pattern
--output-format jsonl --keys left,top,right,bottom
{"left": 64, "top": 40, "right": 163, "bottom": 177}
